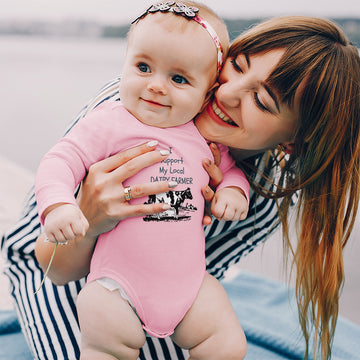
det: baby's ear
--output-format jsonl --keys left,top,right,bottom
{"left": 200, "top": 82, "right": 219, "bottom": 112}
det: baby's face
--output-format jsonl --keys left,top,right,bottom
{"left": 119, "top": 14, "right": 218, "bottom": 128}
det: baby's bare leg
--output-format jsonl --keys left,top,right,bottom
{"left": 77, "top": 281, "right": 145, "bottom": 360}
{"left": 172, "top": 273, "right": 246, "bottom": 360}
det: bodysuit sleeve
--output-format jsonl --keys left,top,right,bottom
{"left": 216, "top": 143, "right": 250, "bottom": 203}
{"left": 35, "top": 102, "right": 118, "bottom": 224}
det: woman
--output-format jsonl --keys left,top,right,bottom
{"left": 3, "top": 16, "right": 360, "bottom": 360}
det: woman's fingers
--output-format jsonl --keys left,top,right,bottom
{"left": 126, "top": 180, "right": 178, "bottom": 200}
{"left": 201, "top": 185, "right": 215, "bottom": 226}
{"left": 201, "top": 185, "right": 215, "bottom": 203}
{"left": 98, "top": 181, "right": 178, "bottom": 222}
{"left": 201, "top": 143, "right": 223, "bottom": 225}
{"left": 209, "top": 142, "right": 221, "bottom": 166}
{"left": 90, "top": 140, "right": 161, "bottom": 173}
{"left": 111, "top": 149, "right": 169, "bottom": 181}
{"left": 203, "top": 158, "right": 223, "bottom": 189}
{"left": 203, "top": 143, "right": 223, "bottom": 189}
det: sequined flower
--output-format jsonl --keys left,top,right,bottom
{"left": 172, "top": 3, "right": 199, "bottom": 18}
{"left": 149, "top": 1, "right": 176, "bottom": 13}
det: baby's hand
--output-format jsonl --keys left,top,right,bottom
{"left": 44, "top": 204, "right": 89, "bottom": 243}
{"left": 211, "top": 187, "right": 248, "bottom": 221}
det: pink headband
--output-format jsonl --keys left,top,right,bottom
{"left": 131, "top": 1, "right": 224, "bottom": 74}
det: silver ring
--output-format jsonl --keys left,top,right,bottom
{"left": 124, "top": 186, "right": 132, "bottom": 201}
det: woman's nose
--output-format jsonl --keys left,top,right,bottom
{"left": 147, "top": 77, "right": 167, "bottom": 95}
{"left": 217, "top": 82, "right": 242, "bottom": 108}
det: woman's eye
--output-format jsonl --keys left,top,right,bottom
{"left": 231, "top": 58, "right": 243, "bottom": 73}
{"left": 138, "top": 63, "right": 150, "bottom": 73}
{"left": 172, "top": 74, "right": 188, "bottom": 84}
{"left": 254, "top": 93, "right": 269, "bottom": 112}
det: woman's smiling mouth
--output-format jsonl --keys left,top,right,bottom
{"left": 209, "top": 100, "right": 237, "bottom": 127}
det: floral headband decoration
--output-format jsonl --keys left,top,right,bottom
{"left": 131, "top": 1, "right": 224, "bottom": 74}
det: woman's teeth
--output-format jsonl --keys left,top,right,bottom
{"left": 212, "top": 101, "right": 236, "bottom": 126}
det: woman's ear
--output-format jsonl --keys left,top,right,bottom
{"left": 279, "top": 142, "right": 295, "bottom": 154}
{"left": 200, "top": 82, "right": 219, "bottom": 113}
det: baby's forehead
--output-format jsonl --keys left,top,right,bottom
{"left": 129, "top": 11, "right": 201, "bottom": 37}
{"left": 132, "top": 17, "right": 216, "bottom": 55}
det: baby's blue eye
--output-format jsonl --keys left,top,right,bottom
{"left": 172, "top": 74, "right": 188, "bottom": 84}
{"left": 138, "top": 63, "right": 150, "bottom": 73}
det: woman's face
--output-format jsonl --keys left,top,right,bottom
{"left": 195, "top": 49, "right": 300, "bottom": 152}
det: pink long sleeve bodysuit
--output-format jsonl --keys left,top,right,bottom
{"left": 35, "top": 101, "right": 250, "bottom": 338}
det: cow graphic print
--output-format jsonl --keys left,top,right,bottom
{"left": 143, "top": 187, "right": 197, "bottom": 222}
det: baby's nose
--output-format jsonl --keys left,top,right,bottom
{"left": 147, "top": 78, "right": 167, "bottom": 95}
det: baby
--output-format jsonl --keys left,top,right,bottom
{"left": 35, "top": 2, "right": 248, "bottom": 359}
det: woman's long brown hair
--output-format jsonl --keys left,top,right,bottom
{"left": 231, "top": 17, "right": 360, "bottom": 359}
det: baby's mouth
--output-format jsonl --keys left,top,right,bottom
{"left": 211, "top": 101, "right": 237, "bottom": 126}
{"left": 141, "top": 98, "right": 169, "bottom": 108}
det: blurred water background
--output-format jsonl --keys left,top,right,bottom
{"left": 0, "top": 35, "right": 127, "bottom": 171}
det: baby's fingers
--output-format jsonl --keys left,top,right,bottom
{"left": 236, "top": 208, "right": 248, "bottom": 221}
{"left": 44, "top": 224, "right": 66, "bottom": 243}
{"left": 211, "top": 200, "right": 240, "bottom": 222}
{"left": 210, "top": 200, "right": 226, "bottom": 220}
{"left": 222, "top": 206, "right": 248, "bottom": 222}
{"left": 48, "top": 229, "right": 68, "bottom": 243}
{"left": 45, "top": 232, "right": 58, "bottom": 244}
{"left": 70, "top": 214, "right": 89, "bottom": 238}
{"left": 58, "top": 226, "right": 75, "bottom": 243}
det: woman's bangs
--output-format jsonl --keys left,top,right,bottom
{"left": 266, "top": 46, "right": 309, "bottom": 106}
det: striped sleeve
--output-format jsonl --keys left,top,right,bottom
{"left": 1, "top": 77, "right": 282, "bottom": 360}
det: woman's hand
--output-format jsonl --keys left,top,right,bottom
{"left": 35, "top": 141, "right": 177, "bottom": 284}
{"left": 78, "top": 140, "right": 176, "bottom": 238}
{"left": 201, "top": 143, "right": 223, "bottom": 225}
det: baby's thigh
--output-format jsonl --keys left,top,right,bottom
{"left": 77, "top": 281, "right": 145, "bottom": 356}
{"left": 172, "top": 273, "right": 246, "bottom": 358}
